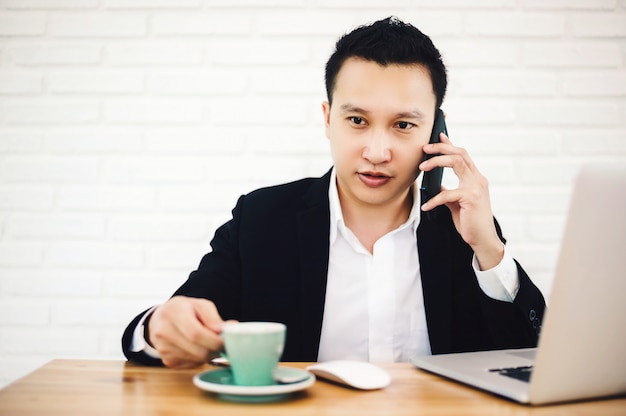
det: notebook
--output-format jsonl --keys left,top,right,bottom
{"left": 410, "top": 164, "right": 626, "bottom": 405}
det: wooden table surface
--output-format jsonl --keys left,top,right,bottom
{"left": 0, "top": 359, "right": 624, "bottom": 415}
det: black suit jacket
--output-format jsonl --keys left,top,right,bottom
{"left": 123, "top": 170, "right": 545, "bottom": 365}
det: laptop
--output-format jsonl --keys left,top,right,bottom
{"left": 411, "top": 164, "right": 626, "bottom": 405}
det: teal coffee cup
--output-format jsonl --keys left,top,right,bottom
{"left": 221, "top": 321, "right": 286, "bottom": 386}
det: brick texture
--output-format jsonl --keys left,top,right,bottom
{"left": 1, "top": 2, "right": 625, "bottom": 388}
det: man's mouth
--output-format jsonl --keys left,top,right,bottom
{"left": 358, "top": 171, "right": 392, "bottom": 188}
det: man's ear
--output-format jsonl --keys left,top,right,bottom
{"left": 321, "top": 101, "right": 331, "bottom": 139}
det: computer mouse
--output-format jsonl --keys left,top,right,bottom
{"left": 306, "top": 360, "right": 391, "bottom": 390}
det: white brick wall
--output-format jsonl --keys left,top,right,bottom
{"left": 1, "top": 1, "right": 625, "bottom": 388}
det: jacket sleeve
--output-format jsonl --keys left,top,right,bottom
{"left": 121, "top": 308, "right": 164, "bottom": 366}
{"left": 419, "top": 206, "right": 546, "bottom": 354}
{"left": 476, "top": 217, "right": 546, "bottom": 350}
{"left": 121, "top": 196, "right": 247, "bottom": 366}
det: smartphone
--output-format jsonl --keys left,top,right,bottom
{"left": 419, "top": 108, "right": 446, "bottom": 220}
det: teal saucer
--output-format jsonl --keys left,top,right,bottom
{"left": 193, "top": 366, "right": 315, "bottom": 403}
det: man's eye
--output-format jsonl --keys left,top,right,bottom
{"left": 396, "top": 121, "right": 414, "bottom": 130}
{"left": 350, "top": 116, "right": 364, "bottom": 125}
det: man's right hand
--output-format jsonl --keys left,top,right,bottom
{"left": 147, "top": 296, "right": 227, "bottom": 369}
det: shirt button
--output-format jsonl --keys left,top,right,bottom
{"left": 529, "top": 309, "right": 536, "bottom": 321}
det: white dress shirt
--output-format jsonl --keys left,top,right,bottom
{"left": 316, "top": 169, "right": 519, "bottom": 363}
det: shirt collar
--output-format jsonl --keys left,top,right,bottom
{"left": 328, "top": 167, "right": 421, "bottom": 245}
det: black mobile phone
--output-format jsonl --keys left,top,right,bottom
{"left": 419, "top": 108, "right": 446, "bottom": 220}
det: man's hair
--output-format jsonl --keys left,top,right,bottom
{"left": 325, "top": 16, "right": 447, "bottom": 109}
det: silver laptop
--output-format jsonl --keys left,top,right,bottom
{"left": 411, "top": 164, "right": 626, "bottom": 405}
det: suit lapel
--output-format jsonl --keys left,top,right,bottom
{"left": 295, "top": 170, "right": 332, "bottom": 360}
{"left": 417, "top": 207, "right": 454, "bottom": 354}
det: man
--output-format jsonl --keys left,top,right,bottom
{"left": 122, "top": 17, "right": 546, "bottom": 369}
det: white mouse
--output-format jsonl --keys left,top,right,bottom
{"left": 306, "top": 360, "right": 391, "bottom": 390}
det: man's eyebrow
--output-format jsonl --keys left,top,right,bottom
{"left": 395, "top": 110, "right": 427, "bottom": 120}
{"left": 339, "top": 104, "right": 427, "bottom": 120}
{"left": 339, "top": 104, "right": 369, "bottom": 114}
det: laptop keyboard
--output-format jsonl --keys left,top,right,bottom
{"left": 489, "top": 365, "right": 533, "bottom": 382}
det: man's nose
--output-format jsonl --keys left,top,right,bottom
{"left": 362, "top": 130, "right": 391, "bottom": 164}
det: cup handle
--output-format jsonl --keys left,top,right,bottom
{"left": 210, "top": 353, "right": 230, "bottom": 367}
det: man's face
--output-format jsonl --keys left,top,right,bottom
{"left": 323, "top": 57, "right": 437, "bottom": 212}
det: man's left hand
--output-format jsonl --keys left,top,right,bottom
{"left": 419, "top": 132, "right": 504, "bottom": 270}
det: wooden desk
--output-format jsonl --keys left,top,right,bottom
{"left": 0, "top": 360, "right": 624, "bottom": 415}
